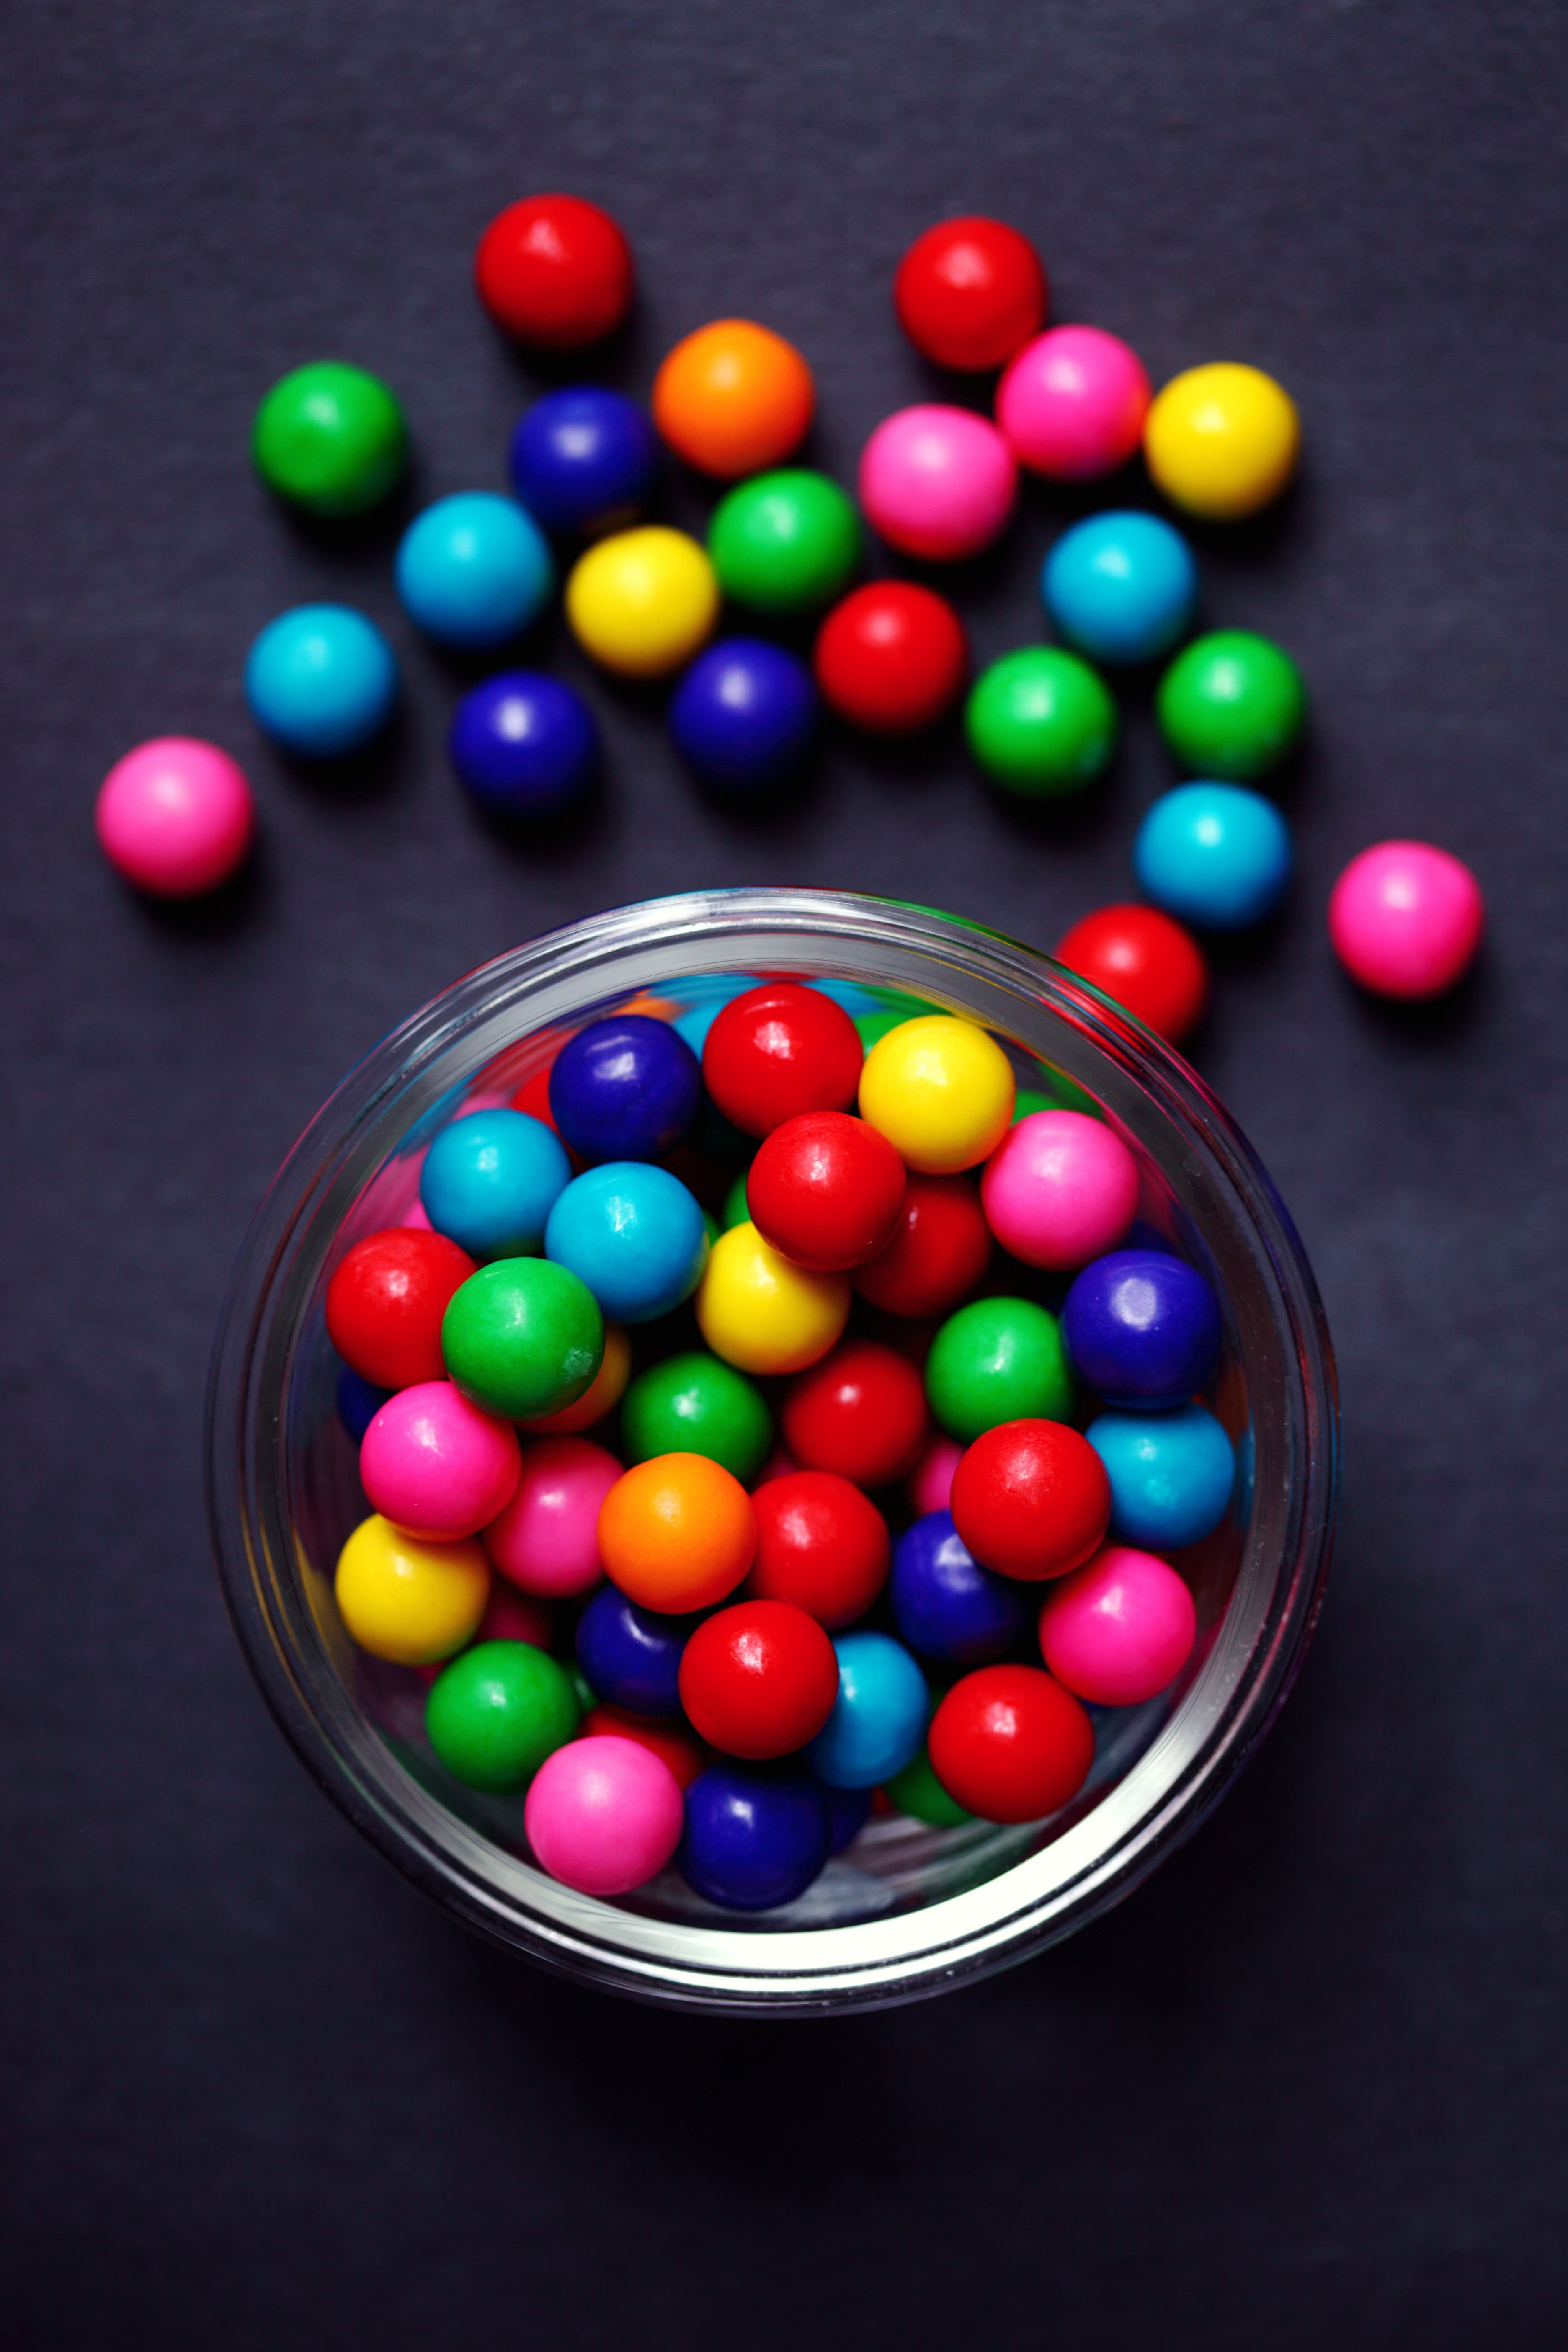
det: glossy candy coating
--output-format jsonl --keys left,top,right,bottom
{"left": 1043, "top": 511, "right": 1198, "bottom": 666}
{"left": 360, "top": 1380, "right": 521, "bottom": 1541}
{"left": 420, "top": 1107, "right": 572, "bottom": 1260}
{"left": 853, "top": 1172, "right": 992, "bottom": 1317}
{"left": 334, "top": 1513, "right": 490, "bottom": 1665}
{"left": 1328, "top": 840, "right": 1484, "bottom": 998}
{"left": 925, "top": 1296, "right": 1075, "bottom": 1441}
{"left": 965, "top": 647, "right": 1116, "bottom": 798}
{"left": 891, "top": 1509, "right": 1029, "bottom": 1666}
{"left": 580, "top": 1704, "right": 710, "bottom": 1789}
{"left": 949, "top": 1419, "right": 1111, "bottom": 1581}
{"left": 748, "top": 1112, "right": 907, "bottom": 1274}
{"left": 1062, "top": 1249, "right": 1223, "bottom": 1408}
{"left": 597, "top": 1452, "right": 756, "bottom": 1611}
{"left": 859, "top": 1016, "right": 1014, "bottom": 1175}
{"left": 679, "top": 1765, "right": 830, "bottom": 1911}
{"left": 743, "top": 1470, "right": 891, "bottom": 1629}
{"left": 805, "top": 1630, "right": 928, "bottom": 1789}
{"left": 1135, "top": 781, "right": 1292, "bottom": 930}
{"left": 245, "top": 603, "right": 397, "bottom": 757}
{"left": 859, "top": 405, "right": 1017, "bottom": 562}
{"left": 95, "top": 737, "right": 255, "bottom": 898}
{"left": 441, "top": 1258, "right": 604, "bottom": 1421}
{"left": 1086, "top": 1402, "right": 1235, "bottom": 1550}
{"left": 327, "top": 1228, "right": 477, "bottom": 1390}
{"left": 575, "top": 1583, "right": 691, "bottom": 1715}
{"left": 508, "top": 385, "right": 658, "bottom": 535}
{"left": 814, "top": 582, "right": 968, "bottom": 733}
{"left": 396, "top": 493, "right": 553, "bottom": 650}
{"left": 782, "top": 1339, "right": 931, "bottom": 1488}
{"left": 253, "top": 361, "right": 407, "bottom": 516}
{"left": 525, "top": 1736, "right": 685, "bottom": 1896}
{"left": 696, "top": 1223, "right": 851, "bottom": 1375}
{"left": 669, "top": 638, "right": 817, "bottom": 791}
{"left": 518, "top": 1323, "right": 631, "bottom": 1435}
{"left": 1039, "top": 1545, "right": 1197, "bottom": 1706}
{"left": 708, "top": 469, "right": 860, "bottom": 612}
{"left": 545, "top": 1161, "right": 707, "bottom": 1323}
{"left": 678, "top": 1599, "right": 840, "bottom": 1759}
{"left": 702, "top": 982, "right": 864, "bottom": 1139}
{"left": 995, "top": 325, "right": 1151, "bottom": 481}
{"left": 894, "top": 216, "right": 1047, "bottom": 371}
{"left": 1143, "top": 362, "right": 1300, "bottom": 520}
{"left": 908, "top": 1432, "right": 964, "bottom": 1517}
{"left": 425, "top": 1640, "right": 580, "bottom": 1791}
{"left": 548, "top": 1014, "right": 701, "bottom": 1161}
{"left": 483, "top": 1434, "right": 621, "bottom": 1596}
{"left": 1157, "top": 630, "right": 1305, "bottom": 780}
{"left": 652, "top": 319, "right": 814, "bottom": 478}
{"left": 980, "top": 1109, "right": 1140, "bottom": 1270}
{"left": 621, "top": 1350, "right": 772, "bottom": 1482}
{"left": 928, "top": 1663, "right": 1094, "bottom": 1822}
{"left": 449, "top": 671, "right": 598, "bottom": 820}
{"left": 474, "top": 195, "right": 634, "bottom": 348}
{"left": 565, "top": 526, "right": 719, "bottom": 676}
{"left": 1055, "top": 903, "right": 1210, "bottom": 1045}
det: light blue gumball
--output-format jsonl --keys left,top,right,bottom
{"left": 245, "top": 603, "right": 397, "bottom": 756}
{"left": 419, "top": 1108, "right": 571, "bottom": 1260}
{"left": 1043, "top": 510, "right": 1198, "bottom": 665}
{"left": 806, "top": 1632, "right": 928, "bottom": 1790}
{"left": 1134, "top": 781, "right": 1292, "bottom": 930}
{"left": 1086, "top": 1402, "right": 1236, "bottom": 1550}
{"left": 396, "top": 492, "right": 554, "bottom": 648}
{"left": 545, "top": 1161, "right": 709, "bottom": 1323}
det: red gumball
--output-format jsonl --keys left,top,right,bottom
{"left": 474, "top": 193, "right": 634, "bottom": 348}
{"left": 677, "top": 1599, "right": 840, "bottom": 1760}
{"left": 894, "top": 216, "right": 1048, "bottom": 372}
{"left": 782, "top": 1339, "right": 931, "bottom": 1488}
{"left": 853, "top": 1171, "right": 992, "bottom": 1317}
{"left": 747, "top": 1111, "right": 907, "bottom": 1272}
{"left": 477, "top": 1586, "right": 554, "bottom": 1650}
{"left": 1054, "top": 904, "right": 1209, "bottom": 1047}
{"left": 702, "top": 982, "right": 864, "bottom": 1139}
{"left": 744, "top": 1470, "right": 890, "bottom": 1627}
{"left": 950, "top": 1419, "right": 1111, "bottom": 1582}
{"left": 814, "top": 583, "right": 968, "bottom": 734}
{"left": 509, "top": 1064, "right": 560, "bottom": 1130}
{"left": 928, "top": 1664, "right": 1094, "bottom": 1823}
{"left": 582, "top": 1703, "right": 711, "bottom": 1790}
{"left": 325, "top": 1228, "right": 477, "bottom": 1391}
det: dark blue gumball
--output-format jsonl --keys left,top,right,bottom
{"left": 679, "top": 1766, "right": 831, "bottom": 1911}
{"left": 890, "top": 1510, "right": 1029, "bottom": 1666}
{"left": 508, "top": 386, "right": 659, "bottom": 536}
{"left": 669, "top": 637, "right": 817, "bottom": 791}
{"left": 449, "top": 671, "right": 598, "bottom": 820}
{"left": 575, "top": 1586, "right": 691, "bottom": 1717}
{"left": 823, "top": 1782, "right": 872, "bottom": 1855}
{"left": 548, "top": 1014, "right": 702, "bottom": 1162}
{"left": 338, "top": 1364, "right": 392, "bottom": 1443}
{"left": 1062, "top": 1248, "right": 1223, "bottom": 1409}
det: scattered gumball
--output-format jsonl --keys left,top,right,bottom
{"left": 949, "top": 1418, "right": 1111, "bottom": 1581}
{"left": 995, "top": 325, "right": 1150, "bottom": 480}
{"left": 1042, "top": 511, "right": 1197, "bottom": 666}
{"left": 708, "top": 469, "right": 860, "bottom": 612}
{"left": 508, "top": 385, "right": 658, "bottom": 534}
{"left": 782, "top": 1339, "right": 931, "bottom": 1487}
{"left": 525, "top": 1736, "right": 686, "bottom": 1896}
{"left": 253, "top": 361, "right": 407, "bottom": 515}
{"left": 1143, "top": 361, "right": 1300, "bottom": 520}
{"left": 679, "top": 1765, "right": 830, "bottom": 1910}
{"left": 1086, "top": 1402, "right": 1235, "bottom": 1550}
{"left": 1157, "top": 630, "right": 1305, "bottom": 780}
{"left": 669, "top": 638, "right": 818, "bottom": 791}
{"left": 859, "top": 405, "right": 1017, "bottom": 561}
{"left": 908, "top": 1432, "right": 964, "bottom": 1517}
{"left": 441, "top": 1257, "right": 605, "bottom": 1421}
{"left": 652, "top": 319, "right": 815, "bottom": 477}
{"left": 1061, "top": 1249, "right": 1223, "bottom": 1408}
{"left": 1054, "top": 903, "right": 1210, "bottom": 1045}
{"left": 621, "top": 1350, "right": 773, "bottom": 1482}
{"left": 703, "top": 983, "right": 864, "bottom": 1137}
{"left": 245, "top": 603, "right": 397, "bottom": 757}
{"left": 549, "top": 1014, "right": 702, "bottom": 1162}
{"left": 696, "top": 1223, "right": 851, "bottom": 1375}
{"left": 814, "top": 581, "right": 968, "bottom": 733}
{"left": 927, "top": 1664, "right": 1094, "bottom": 1822}
{"left": 596, "top": 1453, "right": 756, "bottom": 1611}
{"left": 1135, "top": 782, "right": 1292, "bottom": 930}
{"left": 965, "top": 647, "right": 1117, "bottom": 798}
{"left": 327, "top": 1228, "right": 477, "bottom": 1390}
{"left": 1039, "top": 1546, "right": 1197, "bottom": 1707}
{"left": 426, "top": 1640, "right": 581, "bottom": 1791}
{"left": 925, "top": 1295, "right": 1075, "bottom": 1441}
{"left": 678, "top": 1599, "right": 840, "bottom": 1758}
{"left": 576, "top": 1582, "right": 691, "bottom": 1715}
{"left": 580, "top": 1705, "right": 710, "bottom": 1788}
{"left": 545, "top": 1162, "right": 708, "bottom": 1322}
{"left": 483, "top": 1434, "right": 621, "bottom": 1596}
{"left": 743, "top": 1471, "right": 891, "bottom": 1629}
{"left": 475, "top": 194, "right": 634, "bottom": 348}
{"left": 334, "top": 1514, "right": 490, "bottom": 1665}
{"left": 893, "top": 216, "right": 1047, "bottom": 371}
{"left": 566, "top": 526, "right": 720, "bottom": 676}
{"left": 854, "top": 1172, "right": 993, "bottom": 1317}
{"left": 859, "top": 1016, "right": 1015, "bottom": 1173}
{"left": 396, "top": 492, "right": 554, "bottom": 649}
{"left": 1328, "top": 841, "right": 1483, "bottom": 999}
{"left": 359, "top": 1380, "right": 522, "bottom": 1541}
{"left": 95, "top": 737, "right": 255, "bottom": 898}
{"left": 806, "top": 1630, "right": 928, "bottom": 1788}
{"left": 890, "top": 1510, "right": 1030, "bottom": 1666}
{"left": 420, "top": 1106, "right": 572, "bottom": 1260}
{"left": 449, "top": 672, "right": 598, "bottom": 821}
{"left": 980, "top": 1109, "right": 1140, "bottom": 1270}
{"left": 746, "top": 1112, "right": 907, "bottom": 1272}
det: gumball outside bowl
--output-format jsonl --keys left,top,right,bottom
{"left": 207, "top": 889, "right": 1336, "bottom": 2013}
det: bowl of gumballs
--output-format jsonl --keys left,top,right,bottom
{"left": 206, "top": 886, "right": 1336, "bottom": 2011}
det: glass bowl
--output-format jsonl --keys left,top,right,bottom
{"left": 206, "top": 887, "right": 1337, "bottom": 2013}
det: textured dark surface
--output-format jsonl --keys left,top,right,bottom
{"left": 3, "top": 3, "right": 1566, "bottom": 2344}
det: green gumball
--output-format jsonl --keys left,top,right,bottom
{"left": 1156, "top": 629, "right": 1305, "bottom": 779}
{"left": 883, "top": 1739, "right": 974, "bottom": 1827}
{"left": 925, "top": 1295, "right": 1075, "bottom": 1442}
{"left": 253, "top": 361, "right": 407, "bottom": 516}
{"left": 965, "top": 648, "right": 1116, "bottom": 797}
{"left": 621, "top": 1350, "right": 773, "bottom": 1482}
{"left": 441, "top": 1258, "right": 603, "bottom": 1421}
{"left": 425, "top": 1641, "right": 580, "bottom": 1792}
{"left": 708, "top": 470, "right": 861, "bottom": 612}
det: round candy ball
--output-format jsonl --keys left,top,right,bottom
{"left": 1086, "top": 1403, "right": 1235, "bottom": 1551}
{"left": 621, "top": 1351, "right": 772, "bottom": 1483}
{"left": 95, "top": 736, "right": 255, "bottom": 898}
{"left": 338, "top": 1365, "right": 393, "bottom": 1444}
{"left": 1039, "top": 1546, "right": 1198, "bottom": 1707}
{"left": 565, "top": 525, "right": 719, "bottom": 677}
{"left": 526, "top": 1735, "right": 685, "bottom": 1896}
{"left": 1157, "top": 630, "right": 1305, "bottom": 780}
{"left": 545, "top": 1161, "right": 708, "bottom": 1323}
{"left": 806, "top": 1631, "right": 928, "bottom": 1789}
{"left": 859, "top": 1016, "right": 1015, "bottom": 1175}
{"left": 814, "top": 581, "right": 968, "bottom": 733}
{"left": 708, "top": 469, "right": 860, "bottom": 613}
{"left": 928, "top": 1663, "right": 1093, "bottom": 1822}
{"left": 426, "top": 1640, "right": 580, "bottom": 1792}
{"left": 395, "top": 493, "right": 553, "bottom": 650}
{"left": 448, "top": 672, "right": 597, "bottom": 822}
{"left": 679, "top": 1765, "right": 830, "bottom": 1911}
{"left": 965, "top": 647, "right": 1116, "bottom": 798}
{"left": 995, "top": 325, "right": 1151, "bottom": 481}
{"left": 327, "top": 1227, "right": 477, "bottom": 1390}
{"left": 1042, "top": 510, "right": 1198, "bottom": 666}
{"left": 825, "top": 1784, "right": 874, "bottom": 1851}
{"left": 548, "top": 1014, "right": 702, "bottom": 1162}
{"left": 1061, "top": 1248, "right": 1223, "bottom": 1409}
{"left": 597, "top": 1453, "right": 757, "bottom": 1612}
{"left": 949, "top": 1419, "right": 1111, "bottom": 1581}
{"left": 909, "top": 1432, "right": 964, "bottom": 1517}
{"left": 475, "top": 1584, "right": 554, "bottom": 1650}
{"left": 1328, "top": 841, "right": 1484, "bottom": 999}
{"left": 746, "top": 1111, "right": 907, "bottom": 1273}
{"left": 884, "top": 1738, "right": 973, "bottom": 1827}
{"left": 858, "top": 405, "right": 1017, "bottom": 562}
{"left": 360, "top": 1380, "right": 521, "bottom": 1541}
{"left": 420, "top": 1107, "right": 572, "bottom": 1260}
{"left": 926, "top": 1296, "right": 1074, "bottom": 1442}
{"left": 782, "top": 1339, "right": 931, "bottom": 1488}
{"left": 252, "top": 361, "right": 406, "bottom": 516}
{"left": 669, "top": 638, "right": 817, "bottom": 792}
{"left": 652, "top": 319, "right": 815, "bottom": 478}
{"left": 980, "top": 1109, "right": 1140, "bottom": 1271}
{"left": 575, "top": 1583, "right": 690, "bottom": 1715}
{"left": 1135, "top": 781, "right": 1292, "bottom": 931}
{"left": 1054, "top": 903, "right": 1210, "bottom": 1045}
{"left": 696, "top": 1223, "right": 851, "bottom": 1376}
{"left": 580, "top": 1704, "right": 710, "bottom": 1789}
{"left": 474, "top": 194, "right": 634, "bottom": 348}
{"left": 891, "top": 1510, "right": 1029, "bottom": 1666}
{"left": 743, "top": 1470, "right": 891, "bottom": 1629}
{"left": 703, "top": 982, "right": 864, "bottom": 1138}
{"left": 334, "top": 1513, "right": 490, "bottom": 1665}
{"left": 1143, "top": 361, "right": 1300, "bottom": 521}
{"left": 893, "top": 214, "right": 1047, "bottom": 371}
{"left": 518, "top": 1323, "right": 632, "bottom": 1436}
{"left": 245, "top": 603, "right": 396, "bottom": 757}
{"left": 679, "top": 1599, "right": 840, "bottom": 1759}
{"left": 508, "top": 385, "right": 658, "bottom": 535}
{"left": 483, "top": 1434, "right": 622, "bottom": 1597}
{"left": 853, "top": 1172, "right": 992, "bottom": 1317}
{"left": 441, "top": 1259, "right": 604, "bottom": 1421}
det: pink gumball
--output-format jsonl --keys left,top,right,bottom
{"left": 477, "top": 1585, "right": 554, "bottom": 1649}
{"left": 995, "top": 325, "right": 1151, "bottom": 481}
{"left": 1328, "top": 841, "right": 1483, "bottom": 1000}
{"left": 1039, "top": 1545, "right": 1197, "bottom": 1707}
{"left": 981, "top": 1111, "right": 1140, "bottom": 1271}
{"left": 483, "top": 1436, "right": 622, "bottom": 1597}
{"left": 751, "top": 1447, "right": 799, "bottom": 1490}
{"left": 455, "top": 1090, "right": 512, "bottom": 1118}
{"left": 401, "top": 1197, "right": 433, "bottom": 1230}
{"left": 908, "top": 1433, "right": 964, "bottom": 1517}
{"left": 524, "top": 1734, "right": 685, "bottom": 1896}
{"left": 858, "top": 404, "right": 1017, "bottom": 561}
{"left": 359, "top": 1380, "right": 522, "bottom": 1541}
{"left": 95, "top": 736, "right": 255, "bottom": 898}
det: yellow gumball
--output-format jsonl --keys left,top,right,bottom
{"left": 858, "top": 1015, "right": 1016, "bottom": 1174}
{"left": 696, "top": 1222, "right": 849, "bottom": 1375}
{"left": 334, "top": 1514, "right": 490, "bottom": 1665}
{"left": 566, "top": 525, "right": 720, "bottom": 677}
{"left": 1143, "top": 362, "right": 1300, "bottom": 521}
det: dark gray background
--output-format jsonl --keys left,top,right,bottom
{"left": 3, "top": 2, "right": 1565, "bottom": 2343}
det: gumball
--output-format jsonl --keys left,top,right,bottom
{"left": 566, "top": 526, "right": 720, "bottom": 677}
{"left": 652, "top": 320, "right": 815, "bottom": 478}
{"left": 925, "top": 1297, "right": 1074, "bottom": 1441}
{"left": 621, "top": 1351, "right": 772, "bottom": 1483}
{"left": 859, "top": 1016, "right": 1014, "bottom": 1174}
{"left": 483, "top": 1435, "right": 621, "bottom": 1596}
{"left": 980, "top": 1109, "right": 1140, "bottom": 1271}
{"left": 701, "top": 982, "right": 864, "bottom": 1140}
{"left": 746, "top": 1112, "right": 907, "bottom": 1274}
{"left": 884, "top": 1738, "right": 973, "bottom": 1826}
{"left": 782, "top": 1339, "right": 931, "bottom": 1488}
{"left": 1143, "top": 361, "right": 1300, "bottom": 521}
{"left": 1135, "top": 782, "right": 1292, "bottom": 931}
{"left": 1054, "top": 904, "right": 1210, "bottom": 1045}
{"left": 448, "top": 672, "right": 598, "bottom": 821}
{"left": 720, "top": 1167, "right": 752, "bottom": 1230}
{"left": 1062, "top": 1249, "right": 1223, "bottom": 1410}
{"left": 949, "top": 1419, "right": 1111, "bottom": 1581}
{"left": 696, "top": 1224, "right": 851, "bottom": 1376}
{"left": 253, "top": 361, "right": 407, "bottom": 516}
{"left": 824, "top": 1783, "right": 874, "bottom": 1851}
{"left": 805, "top": 1630, "right": 927, "bottom": 1788}
{"left": 545, "top": 1161, "right": 707, "bottom": 1322}
{"left": 327, "top": 1228, "right": 477, "bottom": 1390}
{"left": 518, "top": 1323, "right": 632, "bottom": 1435}
{"left": 575, "top": 1583, "right": 691, "bottom": 1715}
{"left": 420, "top": 1107, "right": 572, "bottom": 1261}
{"left": 1043, "top": 511, "right": 1197, "bottom": 665}
{"left": 853, "top": 1172, "right": 992, "bottom": 1317}
{"left": 743, "top": 1471, "right": 891, "bottom": 1629}
{"left": 669, "top": 638, "right": 818, "bottom": 791}
{"left": 814, "top": 582, "right": 968, "bottom": 733}
{"left": 474, "top": 195, "right": 634, "bottom": 348}
{"left": 396, "top": 493, "right": 553, "bottom": 650}
{"left": 441, "top": 1259, "right": 604, "bottom": 1421}
{"left": 508, "top": 385, "right": 658, "bottom": 535}
{"left": 597, "top": 1453, "right": 756, "bottom": 1612}
{"left": 995, "top": 325, "right": 1150, "bottom": 480}
{"left": 360, "top": 1380, "right": 521, "bottom": 1541}
{"left": 548, "top": 1014, "right": 701, "bottom": 1161}
{"left": 858, "top": 405, "right": 1017, "bottom": 562}
{"left": 928, "top": 1664, "right": 1093, "bottom": 1822}
{"left": 526, "top": 1735, "right": 685, "bottom": 1896}
{"left": 707, "top": 469, "right": 860, "bottom": 613}
{"left": 334, "top": 1514, "right": 490, "bottom": 1665}
{"left": 1328, "top": 841, "right": 1484, "bottom": 999}
{"left": 245, "top": 603, "right": 397, "bottom": 757}
{"left": 965, "top": 647, "right": 1116, "bottom": 799}
{"left": 891, "top": 1511, "right": 1029, "bottom": 1666}
{"left": 678, "top": 1600, "right": 840, "bottom": 1759}
{"left": 894, "top": 215, "right": 1047, "bottom": 371}
{"left": 426, "top": 1640, "right": 580, "bottom": 1792}
{"left": 1039, "top": 1546, "right": 1197, "bottom": 1706}
{"left": 909, "top": 1432, "right": 964, "bottom": 1517}
{"left": 580, "top": 1705, "right": 710, "bottom": 1789}
{"left": 338, "top": 1365, "right": 393, "bottom": 1443}
{"left": 475, "top": 1584, "right": 553, "bottom": 1648}
{"left": 679, "top": 1765, "right": 831, "bottom": 1911}
{"left": 95, "top": 737, "right": 255, "bottom": 898}
{"left": 1157, "top": 631, "right": 1305, "bottom": 780}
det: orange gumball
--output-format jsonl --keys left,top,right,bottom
{"left": 652, "top": 320, "right": 815, "bottom": 478}
{"left": 597, "top": 1452, "right": 757, "bottom": 1611}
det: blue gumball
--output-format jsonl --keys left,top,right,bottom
{"left": 679, "top": 1765, "right": 831, "bottom": 1911}
{"left": 669, "top": 637, "right": 817, "bottom": 791}
{"left": 395, "top": 492, "right": 554, "bottom": 648}
{"left": 1043, "top": 511, "right": 1198, "bottom": 665}
{"left": 545, "top": 1161, "right": 708, "bottom": 1323}
{"left": 509, "top": 386, "right": 659, "bottom": 536}
{"left": 547, "top": 1014, "right": 702, "bottom": 1162}
{"left": 1086, "top": 1402, "right": 1236, "bottom": 1549}
{"left": 1134, "top": 781, "right": 1292, "bottom": 930}
{"left": 1062, "top": 1249, "right": 1223, "bottom": 1409}
{"left": 419, "top": 1107, "right": 571, "bottom": 1259}
{"left": 805, "top": 1631, "right": 927, "bottom": 1790}
{"left": 823, "top": 1782, "right": 872, "bottom": 1854}
{"left": 245, "top": 603, "right": 397, "bottom": 756}
{"left": 575, "top": 1586, "right": 691, "bottom": 1717}
{"left": 338, "top": 1365, "right": 392, "bottom": 1442}
{"left": 890, "top": 1511, "right": 1029, "bottom": 1666}
{"left": 449, "top": 671, "right": 597, "bottom": 819}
